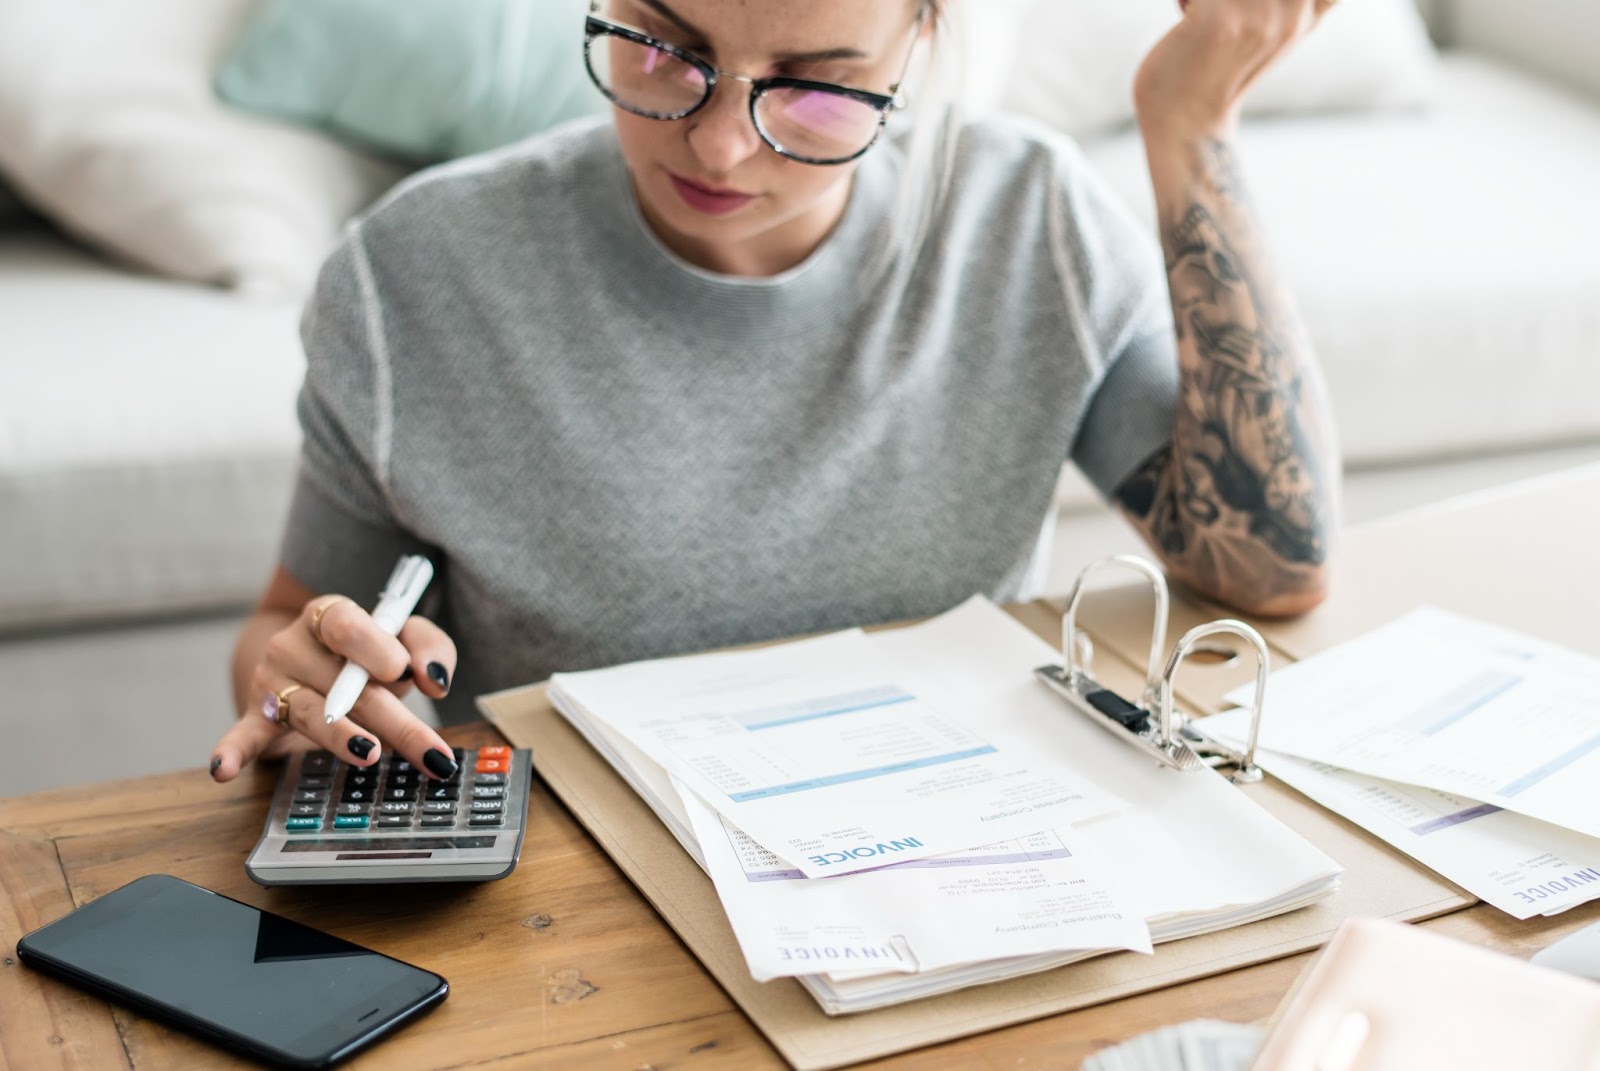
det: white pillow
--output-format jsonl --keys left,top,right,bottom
{"left": 998, "top": 0, "right": 1440, "bottom": 140}
{"left": 947, "top": 0, "right": 1037, "bottom": 114}
{"left": 0, "top": 0, "right": 405, "bottom": 295}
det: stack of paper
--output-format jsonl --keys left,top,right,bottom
{"left": 1196, "top": 606, "right": 1600, "bottom": 920}
{"left": 1083, "top": 1020, "right": 1264, "bottom": 1071}
{"left": 549, "top": 597, "right": 1341, "bottom": 1014}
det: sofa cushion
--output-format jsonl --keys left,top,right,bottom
{"left": 1001, "top": 0, "right": 1439, "bottom": 140}
{"left": 1451, "top": 0, "right": 1600, "bottom": 102}
{"left": 216, "top": 0, "right": 607, "bottom": 165}
{"left": 1078, "top": 54, "right": 1600, "bottom": 465}
{"left": 0, "top": 234, "right": 301, "bottom": 630}
{"left": 8, "top": 54, "right": 1600, "bottom": 631}
{"left": 0, "top": 0, "right": 404, "bottom": 296}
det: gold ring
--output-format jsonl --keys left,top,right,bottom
{"left": 263, "top": 683, "right": 305, "bottom": 729}
{"left": 309, "top": 596, "right": 350, "bottom": 647}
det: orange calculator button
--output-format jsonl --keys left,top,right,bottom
{"left": 478, "top": 746, "right": 511, "bottom": 760}
{"left": 475, "top": 757, "right": 509, "bottom": 774}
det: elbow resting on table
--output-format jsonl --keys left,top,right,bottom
{"left": 1114, "top": 445, "right": 1338, "bottom": 621}
{"left": 1173, "top": 557, "right": 1332, "bottom": 620}
{"left": 1223, "top": 568, "right": 1330, "bottom": 619}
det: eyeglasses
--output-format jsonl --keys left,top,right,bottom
{"left": 582, "top": 6, "right": 921, "bottom": 166}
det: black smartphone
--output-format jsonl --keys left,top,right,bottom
{"left": 16, "top": 874, "right": 447, "bottom": 1068}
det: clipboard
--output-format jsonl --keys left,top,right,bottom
{"left": 478, "top": 593, "right": 1469, "bottom": 1071}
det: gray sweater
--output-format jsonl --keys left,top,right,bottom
{"left": 282, "top": 115, "right": 1178, "bottom": 722}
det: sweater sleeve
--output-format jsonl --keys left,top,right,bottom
{"left": 1047, "top": 139, "right": 1180, "bottom": 499}
{"left": 1069, "top": 286, "right": 1179, "bottom": 500}
{"left": 279, "top": 227, "right": 431, "bottom": 603}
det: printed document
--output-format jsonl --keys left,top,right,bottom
{"left": 793, "top": 598, "right": 1341, "bottom": 1013}
{"left": 680, "top": 780, "right": 1151, "bottom": 981}
{"left": 1198, "top": 707, "right": 1600, "bottom": 919}
{"left": 1220, "top": 607, "right": 1600, "bottom": 840}
{"left": 551, "top": 622, "right": 1122, "bottom": 877}
{"left": 545, "top": 596, "right": 1341, "bottom": 1015}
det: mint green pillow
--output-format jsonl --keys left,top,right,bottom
{"left": 216, "top": 0, "right": 608, "bottom": 164}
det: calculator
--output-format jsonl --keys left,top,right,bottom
{"left": 245, "top": 746, "right": 533, "bottom": 886}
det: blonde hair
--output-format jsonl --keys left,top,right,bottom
{"left": 878, "top": 0, "right": 964, "bottom": 280}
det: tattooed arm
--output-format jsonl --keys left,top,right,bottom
{"left": 1114, "top": 0, "right": 1341, "bottom": 617}
{"left": 1115, "top": 136, "right": 1338, "bottom": 615}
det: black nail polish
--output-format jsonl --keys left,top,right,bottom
{"left": 399, "top": 665, "right": 414, "bottom": 682}
{"left": 423, "top": 748, "right": 459, "bottom": 780}
{"left": 427, "top": 662, "right": 450, "bottom": 693}
{"left": 209, "top": 756, "right": 222, "bottom": 777}
{"left": 347, "top": 736, "right": 376, "bottom": 760}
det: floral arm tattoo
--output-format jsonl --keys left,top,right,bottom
{"left": 1115, "top": 139, "right": 1337, "bottom": 614}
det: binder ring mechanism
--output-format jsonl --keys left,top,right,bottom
{"left": 1033, "top": 555, "right": 1268, "bottom": 784}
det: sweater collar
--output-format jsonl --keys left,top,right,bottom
{"left": 587, "top": 131, "right": 900, "bottom": 337}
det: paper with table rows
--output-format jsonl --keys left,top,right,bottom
{"left": 1196, "top": 606, "right": 1600, "bottom": 917}
{"left": 1197, "top": 706, "right": 1600, "bottom": 919}
{"left": 548, "top": 596, "right": 1342, "bottom": 1013}
{"left": 550, "top": 623, "right": 1123, "bottom": 877}
{"left": 1220, "top": 606, "right": 1600, "bottom": 841}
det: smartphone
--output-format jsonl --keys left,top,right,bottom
{"left": 16, "top": 874, "right": 447, "bottom": 1068}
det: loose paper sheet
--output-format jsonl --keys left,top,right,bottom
{"left": 1221, "top": 607, "right": 1600, "bottom": 840}
{"left": 1198, "top": 708, "right": 1600, "bottom": 919}
{"left": 1200, "top": 606, "right": 1600, "bottom": 918}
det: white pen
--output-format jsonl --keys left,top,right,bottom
{"left": 324, "top": 554, "right": 435, "bottom": 725}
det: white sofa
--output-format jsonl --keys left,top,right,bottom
{"left": 5, "top": 0, "right": 1600, "bottom": 638}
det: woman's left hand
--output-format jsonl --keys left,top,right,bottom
{"left": 1133, "top": 0, "right": 1338, "bottom": 140}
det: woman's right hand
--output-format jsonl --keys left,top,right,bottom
{"left": 210, "top": 586, "right": 461, "bottom": 783}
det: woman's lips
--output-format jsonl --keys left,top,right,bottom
{"left": 669, "top": 173, "right": 757, "bottom": 215}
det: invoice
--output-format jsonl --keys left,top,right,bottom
{"left": 680, "top": 781, "right": 1151, "bottom": 981}
{"left": 550, "top": 617, "right": 1123, "bottom": 876}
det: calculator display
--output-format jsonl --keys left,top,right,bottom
{"left": 281, "top": 836, "right": 498, "bottom": 853}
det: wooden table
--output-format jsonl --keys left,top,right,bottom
{"left": 7, "top": 464, "right": 1600, "bottom": 1069}
{"left": 6, "top": 724, "right": 1599, "bottom": 1071}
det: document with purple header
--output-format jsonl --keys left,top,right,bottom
{"left": 545, "top": 596, "right": 1340, "bottom": 1016}
{"left": 680, "top": 782, "right": 1151, "bottom": 982}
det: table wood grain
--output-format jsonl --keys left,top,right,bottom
{"left": 4, "top": 723, "right": 1596, "bottom": 1071}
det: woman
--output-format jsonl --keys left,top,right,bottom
{"left": 212, "top": 0, "right": 1339, "bottom": 784}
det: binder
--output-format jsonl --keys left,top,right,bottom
{"left": 1033, "top": 555, "right": 1272, "bottom": 783}
{"left": 478, "top": 586, "right": 1468, "bottom": 1070}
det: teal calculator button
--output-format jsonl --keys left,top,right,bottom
{"left": 333, "top": 815, "right": 370, "bottom": 830}
{"left": 285, "top": 817, "right": 322, "bottom": 831}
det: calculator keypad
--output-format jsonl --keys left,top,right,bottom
{"left": 280, "top": 748, "right": 518, "bottom": 835}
